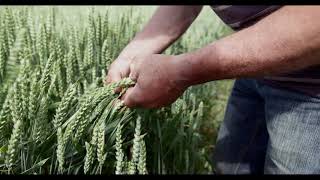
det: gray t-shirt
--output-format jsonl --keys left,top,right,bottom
{"left": 211, "top": 5, "right": 320, "bottom": 96}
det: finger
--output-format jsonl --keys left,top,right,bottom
{"left": 106, "top": 70, "right": 122, "bottom": 84}
{"left": 114, "top": 67, "right": 131, "bottom": 93}
{"left": 122, "top": 86, "right": 141, "bottom": 108}
{"left": 104, "top": 75, "right": 115, "bottom": 85}
{"left": 106, "top": 71, "right": 123, "bottom": 93}
{"left": 129, "top": 63, "right": 138, "bottom": 82}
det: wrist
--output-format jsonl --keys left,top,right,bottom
{"left": 171, "top": 53, "right": 205, "bottom": 88}
{"left": 169, "top": 55, "right": 192, "bottom": 89}
{"left": 174, "top": 45, "right": 222, "bottom": 87}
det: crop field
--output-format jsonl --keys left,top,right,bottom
{"left": 0, "top": 6, "right": 234, "bottom": 174}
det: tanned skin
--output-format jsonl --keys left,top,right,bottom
{"left": 105, "top": 6, "right": 320, "bottom": 108}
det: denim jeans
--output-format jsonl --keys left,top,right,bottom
{"left": 212, "top": 78, "right": 320, "bottom": 174}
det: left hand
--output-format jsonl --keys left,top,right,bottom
{"left": 121, "top": 54, "right": 188, "bottom": 109}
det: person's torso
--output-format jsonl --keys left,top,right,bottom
{"left": 211, "top": 5, "right": 282, "bottom": 30}
{"left": 210, "top": 5, "right": 320, "bottom": 97}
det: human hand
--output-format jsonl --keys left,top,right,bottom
{"left": 120, "top": 54, "right": 188, "bottom": 109}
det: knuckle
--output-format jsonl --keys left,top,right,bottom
{"left": 107, "top": 68, "right": 115, "bottom": 76}
{"left": 108, "top": 62, "right": 117, "bottom": 70}
{"left": 129, "top": 62, "right": 135, "bottom": 70}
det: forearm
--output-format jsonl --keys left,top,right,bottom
{"left": 118, "top": 6, "right": 203, "bottom": 59}
{"left": 176, "top": 6, "right": 320, "bottom": 86}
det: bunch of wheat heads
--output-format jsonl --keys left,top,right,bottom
{"left": 0, "top": 74, "right": 148, "bottom": 174}
{"left": 54, "top": 77, "right": 148, "bottom": 175}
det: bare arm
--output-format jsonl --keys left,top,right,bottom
{"left": 106, "top": 6, "right": 203, "bottom": 83}
{"left": 175, "top": 6, "right": 320, "bottom": 86}
{"left": 118, "top": 5, "right": 203, "bottom": 59}
{"left": 120, "top": 5, "right": 320, "bottom": 108}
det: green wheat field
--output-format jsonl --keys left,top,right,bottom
{"left": 0, "top": 6, "right": 234, "bottom": 174}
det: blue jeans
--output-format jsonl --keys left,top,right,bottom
{"left": 212, "top": 79, "right": 320, "bottom": 174}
